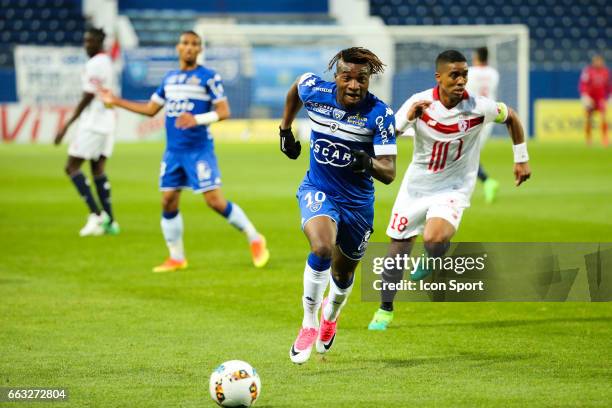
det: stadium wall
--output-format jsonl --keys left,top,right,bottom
{"left": 0, "top": 103, "right": 293, "bottom": 144}
{"left": 0, "top": 67, "right": 583, "bottom": 138}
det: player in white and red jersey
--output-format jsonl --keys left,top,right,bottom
{"left": 467, "top": 47, "right": 500, "bottom": 203}
{"left": 368, "top": 50, "right": 531, "bottom": 330}
{"left": 467, "top": 47, "right": 499, "bottom": 101}
{"left": 579, "top": 54, "right": 610, "bottom": 146}
{"left": 54, "top": 27, "right": 119, "bottom": 237}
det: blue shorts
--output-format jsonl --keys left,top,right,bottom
{"left": 297, "top": 181, "right": 374, "bottom": 260}
{"left": 160, "top": 149, "right": 222, "bottom": 193}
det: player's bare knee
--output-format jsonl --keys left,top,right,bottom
{"left": 64, "top": 163, "right": 79, "bottom": 176}
{"left": 310, "top": 242, "right": 333, "bottom": 260}
{"left": 91, "top": 165, "right": 105, "bottom": 178}
{"left": 161, "top": 199, "right": 173, "bottom": 212}
{"left": 90, "top": 160, "right": 105, "bottom": 177}
{"left": 161, "top": 195, "right": 179, "bottom": 212}
{"left": 423, "top": 229, "right": 449, "bottom": 245}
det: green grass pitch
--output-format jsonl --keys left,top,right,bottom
{"left": 1, "top": 139, "right": 611, "bottom": 407}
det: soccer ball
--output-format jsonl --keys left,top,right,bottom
{"left": 209, "top": 360, "right": 261, "bottom": 407}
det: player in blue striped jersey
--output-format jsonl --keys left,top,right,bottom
{"left": 280, "top": 47, "right": 397, "bottom": 364}
{"left": 101, "top": 31, "right": 269, "bottom": 272}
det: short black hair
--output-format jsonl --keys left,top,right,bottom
{"left": 86, "top": 27, "right": 105, "bottom": 43}
{"left": 328, "top": 47, "right": 385, "bottom": 75}
{"left": 180, "top": 30, "right": 201, "bottom": 41}
{"left": 435, "top": 50, "right": 467, "bottom": 70}
{"left": 475, "top": 47, "right": 488, "bottom": 63}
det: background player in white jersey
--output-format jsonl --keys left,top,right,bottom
{"left": 467, "top": 47, "right": 500, "bottom": 203}
{"left": 101, "top": 31, "right": 269, "bottom": 272}
{"left": 54, "top": 27, "right": 119, "bottom": 236}
{"left": 368, "top": 50, "right": 531, "bottom": 330}
{"left": 280, "top": 48, "right": 396, "bottom": 364}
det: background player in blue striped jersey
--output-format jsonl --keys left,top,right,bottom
{"left": 279, "top": 47, "right": 397, "bottom": 364}
{"left": 101, "top": 31, "right": 269, "bottom": 272}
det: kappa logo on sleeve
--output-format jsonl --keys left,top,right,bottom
{"left": 299, "top": 73, "right": 316, "bottom": 86}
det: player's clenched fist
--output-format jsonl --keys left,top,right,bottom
{"left": 407, "top": 100, "right": 432, "bottom": 121}
{"left": 279, "top": 127, "right": 301, "bottom": 159}
{"left": 349, "top": 149, "right": 373, "bottom": 173}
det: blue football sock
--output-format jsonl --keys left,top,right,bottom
{"left": 70, "top": 172, "right": 100, "bottom": 215}
{"left": 477, "top": 164, "right": 488, "bottom": 182}
{"left": 94, "top": 174, "right": 113, "bottom": 221}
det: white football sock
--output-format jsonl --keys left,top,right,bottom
{"left": 227, "top": 203, "right": 259, "bottom": 242}
{"left": 302, "top": 262, "right": 331, "bottom": 328}
{"left": 161, "top": 213, "right": 185, "bottom": 260}
{"left": 323, "top": 276, "right": 354, "bottom": 322}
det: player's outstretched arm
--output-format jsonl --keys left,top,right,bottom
{"left": 54, "top": 92, "right": 95, "bottom": 145}
{"left": 504, "top": 107, "right": 531, "bottom": 186}
{"left": 279, "top": 81, "right": 303, "bottom": 159}
{"left": 175, "top": 99, "right": 231, "bottom": 129}
{"left": 99, "top": 88, "right": 162, "bottom": 117}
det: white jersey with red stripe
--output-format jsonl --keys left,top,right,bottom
{"left": 79, "top": 53, "right": 116, "bottom": 134}
{"left": 466, "top": 65, "right": 499, "bottom": 100}
{"left": 395, "top": 86, "right": 507, "bottom": 198}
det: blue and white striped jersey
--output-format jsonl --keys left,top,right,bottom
{"left": 152, "top": 65, "right": 225, "bottom": 152}
{"left": 298, "top": 73, "right": 397, "bottom": 207}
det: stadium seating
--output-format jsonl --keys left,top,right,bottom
{"left": 0, "top": 0, "right": 86, "bottom": 67}
{"left": 124, "top": 8, "right": 337, "bottom": 46}
{"left": 369, "top": 0, "right": 612, "bottom": 69}
{"left": 123, "top": 9, "right": 197, "bottom": 46}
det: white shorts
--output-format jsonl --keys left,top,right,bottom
{"left": 68, "top": 128, "right": 114, "bottom": 160}
{"left": 386, "top": 190, "right": 469, "bottom": 240}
